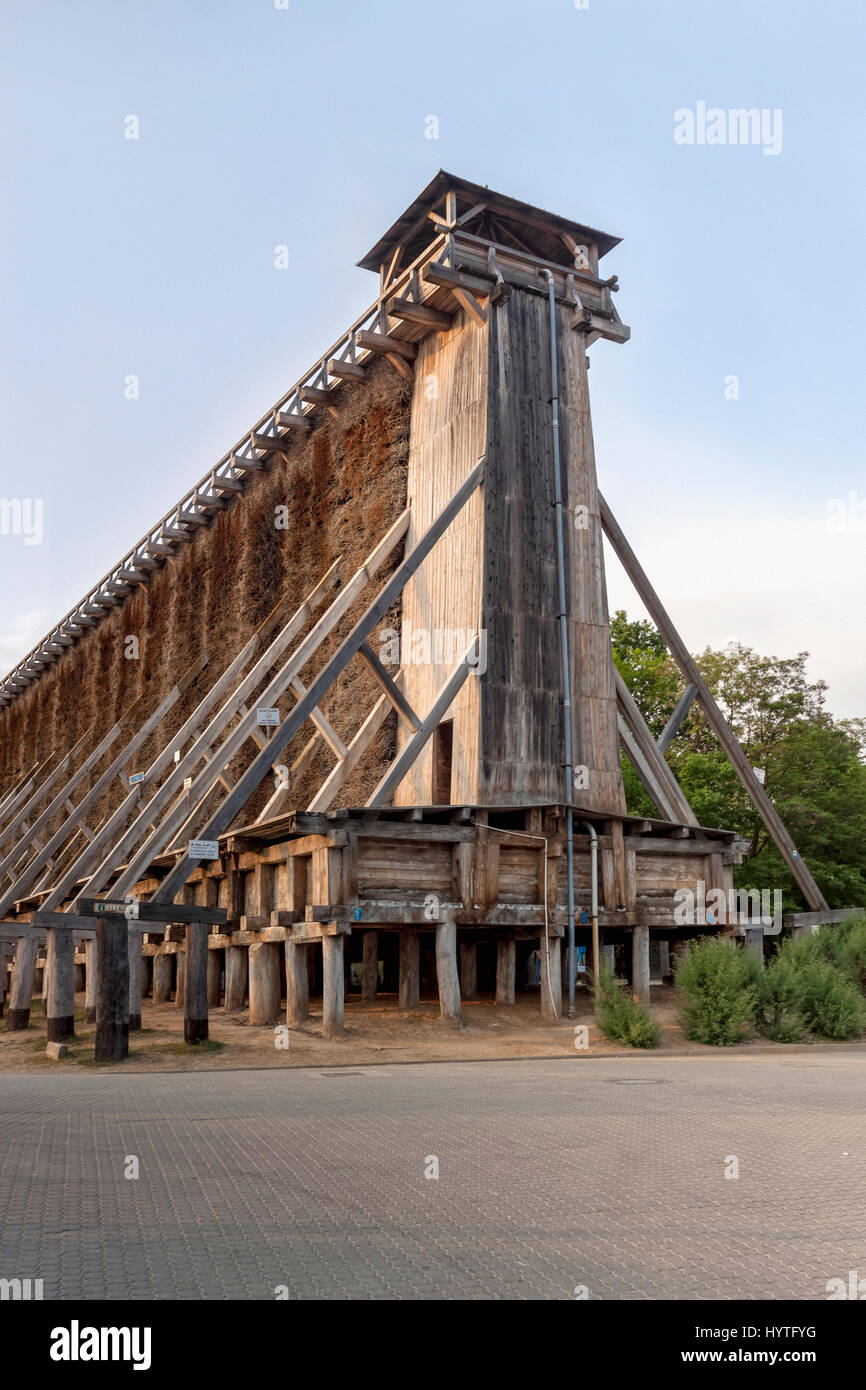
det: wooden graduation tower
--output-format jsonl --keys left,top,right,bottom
{"left": 2, "top": 172, "right": 831, "bottom": 1056}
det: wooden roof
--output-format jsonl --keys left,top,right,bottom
{"left": 357, "top": 170, "right": 621, "bottom": 273}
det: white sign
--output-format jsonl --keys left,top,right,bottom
{"left": 128, "top": 771, "right": 144, "bottom": 786}
{"left": 124, "top": 898, "right": 140, "bottom": 920}
{"left": 93, "top": 901, "right": 126, "bottom": 915}
{"left": 183, "top": 777, "right": 193, "bottom": 791}
{"left": 189, "top": 839, "right": 219, "bottom": 860}
{"left": 257, "top": 708, "right": 279, "bottom": 727}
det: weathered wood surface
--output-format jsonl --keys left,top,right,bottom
{"left": 94, "top": 918, "right": 129, "bottom": 1063}
{"left": 435, "top": 920, "right": 462, "bottom": 1027}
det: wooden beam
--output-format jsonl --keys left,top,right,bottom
{"left": 614, "top": 671, "right": 698, "bottom": 828}
{"left": 357, "top": 643, "right": 421, "bottom": 731}
{"left": 658, "top": 684, "right": 698, "bottom": 753}
{"left": 151, "top": 460, "right": 485, "bottom": 905}
{"left": 600, "top": 494, "right": 829, "bottom": 911}
{"left": 387, "top": 298, "right": 454, "bottom": 332}
{"left": 276, "top": 411, "right": 312, "bottom": 432}
{"left": 354, "top": 330, "right": 417, "bottom": 361}
{"left": 422, "top": 262, "right": 492, "bottom": 297}
{"left": 328, "top": 359, "right": 366, "bottom": 382}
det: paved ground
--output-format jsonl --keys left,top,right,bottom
{"left": 1, "top": 1052, "right": 864, "bottom": 1300}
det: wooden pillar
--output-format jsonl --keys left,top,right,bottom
{"left": 94, "top": 917, "right": 129, "bottom": 1063}
{"left": 128, "top": 934, "right": 142, "bottom": 1033}
{"left": 495, "top": 938, "right": 516, "bottom": 1005}
{"left": 141, "top": 954, "right": 153, "bottom": 999}
{"left": 540, "top": 933, "right": 561, "bottom": 1020}
{"left": 435, "top": 920, "right": 462, "bottom": 1027}
{"left": 459, "top": 939, "right": 477, "bottom": 999}
{"left": 46, "top": 928, "right": 75, "bottom": 1043}
{"left": 658, "top": 938, "right": 671, "bottom": 982}
{"left": 224, "top": 944, "right": 247, "bottom": 1012}
{"left": 361, "top": 930, "right": 378, "bottom": 1002}
{"left": 184, "top": 921, "right": 209, "bottom": 1043}
{"left": 322, "top": 934, "right": 345, "bottom": 1038}
{"left": 74, "top": 961, "right": 86, "bottom": 993}
{"left": 41, "top": 953, "right": 49, "bottom": 1005}
{"left": 152, "top": 951, "right": 173, "bottom": 1003}
{"left": 285, "top": 939, "right": 310, "bottom": 1026}
{"left": 632, "top": 925, "right": 650, "bottom": 1006}
{"left": 743, "top": 927, "right": 764, "bottom": 968}
{"left": 248, "top": 941, "right": 280, "bottom": 1025}
{"left": 207, "top": 946, "right": 222, "bottom": 1007}
{"left": 174, "top": 949, "right": 186, "bottom": 1007}
{"left": 6, "top": 935, "right": 38, "bottom": 1031}
{"left": 398, "top": 928, "right": 420, "bottom": 1009}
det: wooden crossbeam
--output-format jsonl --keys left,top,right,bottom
{"left": 37, "top": 581, "right": 338, "bottom": 917}
{"left": 615, "top": 669, "right": 698, "bottom": 827}
{"left": 658, "top": 683, "right": 698, "bottom": 754}
{"left": 0, "top": 655, "right": 208, "bottom": 918}
{"left": 0, "top": 726, "right": 96, "bottom": 858}
{"left": 354, "top": 330, "right": 417, "bottom": 360}
{"left": 600, "top": 493, "right": 829, "bottom": 911}
{"left": 357, "top": 642, "right": 421, "bottom": 730}
{"left": 387, "top": 298, "right": 454, "bottom": 332}
{"left": 276, "top": 411, "right": 312, "bottom": 432}
{"left": 151, "top": 458, "right": 486, "bottom": 906}
{"left": 366, "top": 639, "right": 479, "bottom": 807}
{"left": 328, "top": 359, "right": 366, "bottom": 381}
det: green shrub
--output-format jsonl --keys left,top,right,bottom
{"left": 595, "top": 966, "right": 659, "bottom": 1049}
{"left": 758, "top": 934, "right": 866, "bottom": 1042}
{"left": 829, "top": 917, "right": 866, "bottom": 991}
{"left": 674, "top": 937, "right": 756, "bottom": 1046}
{"left": 754, "top": 954, "right": 808, "bottom": 1043}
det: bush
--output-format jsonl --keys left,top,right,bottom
{"left": 754, "top": 954, "right": 808, "bottom": 1043}
{"left": 829, "top": 917, "right": 866, "bottom": 992}
{"left": 595, "top": 966, "right": 659, "bottom": 1049}
{"left": 674, "top": 937, "right": 756, "bottom": 1046}
{"left": 756, "top": 934, "right": 866, "bottom": 1042}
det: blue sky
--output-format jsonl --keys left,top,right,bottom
{"left": 1, "top": 0, "right": 863, "bottom": 715}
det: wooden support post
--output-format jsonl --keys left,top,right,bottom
{"left": 128, "top": 934, "right": 142, "bottom": 1032}
{"left": 658, "top": 939, "right": 671, "bottom": 982}
{"left": 184, "top": 921, "right": 209, "bottom": 1043}
{"left": 495, "top": 938, "right": 516, "bottom": 1005}
{"left": 84, "top": 937, "right": 97, "bottom": 1022}
{"left": 248, "top": 941, "right": 280, "bottom": 1025}
{"left": 459, "top": 939, "right": 477, "bottom": 999}
{"left": 141, "top": 954, "right": 152, "bottom": 999}
{"left": 540, "top": 933, "right": 561, "bottom": 1020}
{"left": 94, "top": 917, "right": 129, "bottom": 1063}
{"left": 46, "top": 928, "right": 75, "bottom": 1042}
{"left": 398, "top": 928, "right": 420, "bottom": 1009}
{"left": 152, "top": 951, "right": 173, "bottom": 1003}
{"left": 224, "top": 945, "right": 247, "bottom": 1012}
{"left": 743, "top": 927, "right": 764, "bottom": 968}
{"left": 6, "top": 934, "right": 37, "bottom": 1030}
{"left": 207, "top": 946, "right": 222, "bottom": 1006}
{"left": 322, "top": 934, "right": 345, "bottom": 1038}
{"left": 632, "top": 925, "right": 650, "bottom": 1006}
{"left": 175, "top": 949, "right": 186, "bottom": 1007}
{"left": 435, "top": 920, "right": 462, "bottom": 1028}
{"left": 285, "top": 939, "right": 309, "bottom": 1026}
{"left": 361, "top": 930, "right": 378, "bottom": 1002}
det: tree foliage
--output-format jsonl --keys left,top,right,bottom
{"left": 610, "top": 610, "right": 866, "bottom": 910}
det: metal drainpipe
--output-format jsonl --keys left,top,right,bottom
{"left": 582, "top": 820, "right": 600, "bottom": 998}
{"left": 540, "top": 269, "right": 576, "bottom": 1018}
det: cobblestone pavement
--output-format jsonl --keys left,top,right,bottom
{"left": 1, "top": 1052, "right": 864, "bottom": 1300}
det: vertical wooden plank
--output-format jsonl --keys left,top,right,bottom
{"left": 248, "top": 941, "right": 280, "bottom": 1025}
{"left": 6, "top": 934, "right": 37, "bottom": 1030}
{"left": 435, "top": 919, "right": 462, "bottom": 1027}
{"left": 285, "top": 939, "right": 310, "bottom": 1025}
{"left": 46, "top": 928, "right": 75, "bottom": 1043}
{"left": 206, "top": 947, "right": 222, "bottom": 1007}
{"left": 224, "top": 945, "right": 248, "bottom": 1012}
{"left": 495, "top": 937, "right": 516, "bottom": 1004}
{"left": 399, "top": 928, "right": 420, "bottom": 1008}
{"left": 127, "top": 933, "right": 142, "bottom": 1033}
{"left": 322, "top": 935, "right": 345, "bottom": 1038}
{"left": 184, "top": 919, "right": 209, "bottom": 1043}
{"left": 632, "top": 925, "right": 650, "bottom": 1006}
{"left": 153, "top": 951, "right": 172, "bottom": 1003}
{"left": 361, "top": 930, "right": 378, "bottom": 1002}
{"left": 459, "top": 938, "right": 477, "bottom": 999}
{"left": 84, "top": 936, "right": 97, "bottom": 1023}
{"left": 94, "top": 917, "right": 129, "bottom": 1063}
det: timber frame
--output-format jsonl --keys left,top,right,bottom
{"left": 1, "top": 170, "right": 845, "bottom": 1060}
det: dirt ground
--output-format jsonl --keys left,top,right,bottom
{"left": 3, "top": 985, "right": 866, "bottom": 1072}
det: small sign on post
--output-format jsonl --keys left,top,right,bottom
{"left": 256, "top": 708, "right": 279, "bottom": 727}
{"left": 128, "top": 771, "right": 144, "bottom": 786}
{"left": 189, "top": 840, "right": 219, "bottom": 861}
